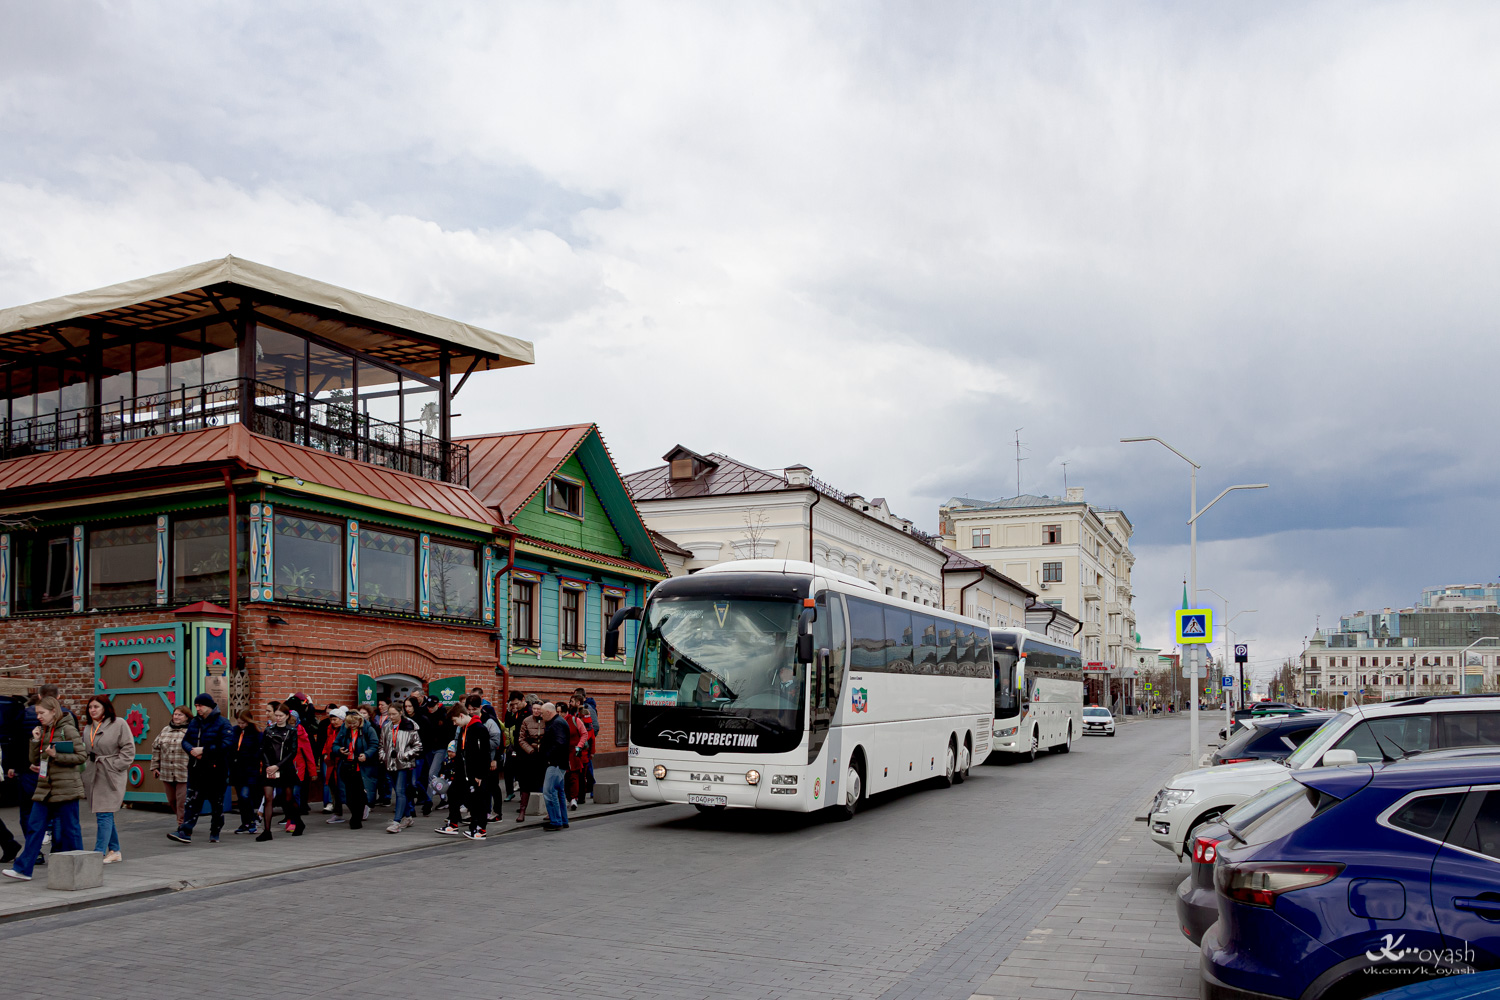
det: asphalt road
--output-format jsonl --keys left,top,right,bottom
{"left": 1, "top": 718, "right": 1205, "bottom": 1000}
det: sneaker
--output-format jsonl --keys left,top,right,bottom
{"left": 42, "top": 832, "right": 51, "bottom": 846}
{"left": 569, "top": 799, "right": 578, "bottom": 811}
{"left": 232, "top": 825, "right": 250, "bottom": 835}
{"left": 421, "top": 805, "right": 432, "bottom": 816}
{"left": 386, "top": 821, "right": 401, "bottom": 834}
{"left": 463, "top": 829, "right": 486, "bottom": 841}
{"left": 1, "top": 869, "right": 32, "bottom": 880}
{"left": 167, "top": 831, "right": 191, "bottom": 844}
{"left": 283, "top": 822, "right": 294, "bottom": 833}
{"left": 245, "top": 824, "right": 258, "bottom": 835}
{"left": 400, "top": 817, "right": 414, "bottom": 829}
{"left": 327, "top": 815, "right": 346, "bottom": 825}
{"left": 363, "top": 805, "right": 370, "bottom": 820}
{"left": 103, "top": 851, "right": 123, "bottom": 864}
{"left": 210, "top": 834, "right": 220, "bottom": 843}
{"left": 322, "top": 804, "right": 334, "bottom": 813}
{"left": 435, "top": 824, "right": 461, "bottom": 836}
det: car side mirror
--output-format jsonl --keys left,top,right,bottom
{"left": 1321, "top": 749, "right": 1359, "bottom": 767}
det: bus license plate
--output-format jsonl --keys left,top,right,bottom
{"left": 688, "top": 794, "right": 727, "bottom": 807}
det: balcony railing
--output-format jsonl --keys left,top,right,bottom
{"left": 2, "top": 378, "right": 469, "bottom": 486}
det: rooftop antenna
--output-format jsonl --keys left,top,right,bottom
{"left": 1061, "top": 460, "right": 1070, "bottom": 495}
{"left": 1014, "top": 428, "right": 1027, "bottom": 498}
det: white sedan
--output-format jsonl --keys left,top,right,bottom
{"left": 1081, "top": 706, "right": 1115, "bottom": 736}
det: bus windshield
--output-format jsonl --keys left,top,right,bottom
{"left": 994, "top": 641, "right": 1020, "bottom": 720}
{"left": 631, "top": 596, "right": 806, "bottom": 754}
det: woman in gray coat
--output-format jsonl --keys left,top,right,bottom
{"left": 81, "top": 695, "right": 136, "bottom": 864}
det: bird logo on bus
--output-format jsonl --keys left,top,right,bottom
{"left": 851, "top": 688, "right": 868, "bottom": 713}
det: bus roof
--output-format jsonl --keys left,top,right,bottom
{"left": 696, "top": 559, "right": 878, "bottom": 593}
{"left": 991, "top": 627, "right": 1081, "bottom": 656}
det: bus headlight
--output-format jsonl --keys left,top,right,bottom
{"left": 745, "top": 769, "right": 761, "bottom": 785}
{"left": 994, "top": 725, "right": 1017, "bottom": 737}
{"left": 629, "top": 766, "right": 646, "bottom": 777}
{"left": 771, "top": 774, "right": 798, "bottom": 785}
{"left": 653, "top": 765, "right": 667, "bottom": 780}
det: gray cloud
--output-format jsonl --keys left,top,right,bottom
{"left": 2, "top": 1, "right": 1498, "bottom": 663}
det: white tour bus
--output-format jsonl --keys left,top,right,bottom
{"left": 607, "top": 560, "right": 994, "bottom": 819}
{"left": 988, "top": 628, "right": 1085, "bottom": 761}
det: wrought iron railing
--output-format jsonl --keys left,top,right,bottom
{"left": 1, "top": 378, "right": 470, "bottom": 486}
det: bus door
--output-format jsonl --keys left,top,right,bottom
{"left": 808, "top": 591, "right": 847, "bottom": 766}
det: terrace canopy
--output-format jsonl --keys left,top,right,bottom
{"left": 0, "top": 256, "right": 535, "bottom": 484}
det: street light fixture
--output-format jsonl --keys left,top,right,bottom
{"left": 1123, "top": 435, "right": 1268, "bottom": 767}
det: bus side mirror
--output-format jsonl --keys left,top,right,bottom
{"left": 797, "top": 632, "right": 816, "bottom": 664}
{"left": 604, "top": 606, "right": 643, "bottom": 659}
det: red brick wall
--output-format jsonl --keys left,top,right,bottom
{"left": 1, "top": 604, "right": 634, "bottom": 763}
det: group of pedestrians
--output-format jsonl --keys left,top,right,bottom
{"left": 0, "top": 682, "right": 605, "bottom": 878}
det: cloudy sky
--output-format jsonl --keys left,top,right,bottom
{"left": 3, "top": 2, "right": 1498, "bottom": 681}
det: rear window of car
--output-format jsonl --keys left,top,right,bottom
{"left": 1233, "top": 782, "right": 1324, "bottom": 846}
{"left": 1219, "top": 725, "right": 1260, "bottom": 757}
{"left": 1248, "top": 721, "right": 1321, "bottom": 755}
{"left": 1222, "top": 779, "right": 1301, "bottom": 830}
{"left": 1438, "top": 712, "right": 1500, "bottom": 751}
{"left": 1387, "top": 793, "right": 1464, "bottom": 841}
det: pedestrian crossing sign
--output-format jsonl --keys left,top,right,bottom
{"left": 1175, "top": 608, "right": 1213, "bottom": 645}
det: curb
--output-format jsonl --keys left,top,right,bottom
{"left": 0, "top": 797, "right": 662, "bottom": 925}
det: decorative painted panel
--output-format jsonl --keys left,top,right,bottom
{"left": 419, "top": 532, "right": 431, "bottom": 618}
{"left": 155, "top": 515, "right": 169, "bottom": 605}
{"left": 481, "top": 544, "right": 496, "bottom": 625}
{"left": 95, "top": 623, "right": 186, "bottom": 805}
{"left": 71, "top": 524, "right": 84, "bottom": 612}
{"left": 346, "top": 520, "right": 359, "bottom": 609}
{"left": 249, "top": 502, "right": 275, "bottom": 600}
{"left": 0, "top": 532, "right": 9, "bottom": 618}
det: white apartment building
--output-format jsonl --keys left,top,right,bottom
{"left": 938, "top": 488, "right": 1136, "bottom": 669}
{"left": 625, "top": 446, "right": 946, "bottom": 605}
{"left": 940, "top": 547, "right": 1034, "bottom": 628}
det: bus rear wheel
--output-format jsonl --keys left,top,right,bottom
{"left": 954, "top": 740, "right": 970, "bottom": 784}
{"left": 939, "top": 740, "right": 956, "bottom": 787}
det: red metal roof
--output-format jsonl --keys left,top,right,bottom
{"left": 0, "top": 424, "right": 500, "bottom": 527}
{"left": 458, "top": 424, "right": 594, "bottom": 522}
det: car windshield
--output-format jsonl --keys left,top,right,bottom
{"left": 1083, "top": 707, "right": 1111, "bottom": 717}
{"left": 1283, "top": 711, "right": 1354, "bottom": 768}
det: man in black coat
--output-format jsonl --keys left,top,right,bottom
{"left": 539, "top": 702, "right": 572, "bottom": 831}
{"left": 169, "top": 694, "right": 235, "bottom": 844}
{"left": 436, "top": 705, "right": 491, "bottom": 840}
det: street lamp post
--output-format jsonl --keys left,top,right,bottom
{"left": 1200, "top": 586, "right": 1258, "bottom": 734}
{"left": 1123, "top": 435, "right": 1267, "bottom": 768}
{"left": 1461, "top": 636, "right": 1500, "bottom": 695}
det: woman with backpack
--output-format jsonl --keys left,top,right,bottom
{"left": 3, "top": 697, "right": 85, "bottom": 881}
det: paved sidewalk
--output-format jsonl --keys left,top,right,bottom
{"left": 968, "top": 778, "right": 1202, "bottom": 999}
{"left": 0, "top": 765, "right": 644, "bottom": 922}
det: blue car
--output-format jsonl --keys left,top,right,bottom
{"left": 1202, "top": 750, "right": 1500, "bottom": 1000}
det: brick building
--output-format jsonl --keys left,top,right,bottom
{"left": 0, "top": 258, "right": 663, "bottom": 804}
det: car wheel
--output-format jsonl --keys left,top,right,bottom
{"left": 831, "top": 760, "right": 863, "bottom": 821}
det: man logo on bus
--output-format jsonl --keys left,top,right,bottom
{"left": 851, "top": 688, "right": 868, "bottom": 713}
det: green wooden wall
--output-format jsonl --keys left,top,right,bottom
{"left": 508, "top": 455, "right": 625, "bottom": 557}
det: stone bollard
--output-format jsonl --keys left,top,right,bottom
{"left": 47, "top": 850, "right": 104, "bottom": 891}
{"left": 527, "top": 795, "right": 544, "bottom": 816}
{"left": 592, "top": 782, "right": 620, "bottom": 804}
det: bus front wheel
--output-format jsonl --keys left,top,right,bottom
{"left": 832, "top": 760, "right": 863, "bottom": 821}
{"left": 1027, "top": 729, "right": 1040, "bottom": 762}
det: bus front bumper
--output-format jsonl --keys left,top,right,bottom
{"left": 626, "top": 753, "right": 822, "bottom": 812}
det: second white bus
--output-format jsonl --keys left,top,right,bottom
{"left": 988, "top": 628, "right": 1084, "bottom": 762}
{"left": 613, "top": 560, "right": 994, "bottom": 818}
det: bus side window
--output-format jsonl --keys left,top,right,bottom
{"left": 822, "top": 593, "right": 847, "bottom": 709}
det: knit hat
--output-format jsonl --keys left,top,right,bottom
{"left": 194, "top": 693, "right": 217, "bottom": 708}
{"left": 329, "top": 706, "right": 348, "bottom": 719}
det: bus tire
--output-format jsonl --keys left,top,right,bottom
{"left": 1026, "top": 728, "right": 1040, "bottom": 763}
{"left": 1056, "top": 724, "right": 1073, "bottom": 754}
{"left": 939, "top": 738, "right": 956, "bottom": 788}
{"left": 954, "top": 737, "right": 971, "bottom": 783}
{"left": 831, "top": 756, "right": 864, "bottom": 821}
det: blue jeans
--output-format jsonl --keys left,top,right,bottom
{"left": 388, "top": 768, "right": 414, "bottom": 820}
{"left": 11, "top": 801, "right": 82, "bottom": 877}
{"left": 93, "top": 811, "right": 120, "bottom": 854}
{"left": 543, "top": 766, "right": 569, "bottom": 827}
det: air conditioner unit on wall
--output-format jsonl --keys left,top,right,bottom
{"left": 1039, "top": 582, "right": 1049, "bottom": 589}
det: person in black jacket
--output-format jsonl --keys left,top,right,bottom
{"left": 539, "top": 702, "right": 572, "bottom": 831}
{"left": 256, "top": 702, "right": 305, "bottom": 841}
{"left": 168, "top": 694, "right": 235, "bottom": 844}
{"left": 229, "top": 709, "right": 263, "bottom": 835}
{"left": 435, "top": 705, "right": 491, "bottom": 840}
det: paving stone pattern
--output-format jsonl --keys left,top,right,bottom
{"left": 0, "top": 719, "right": 1214, "bottom": 1000}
